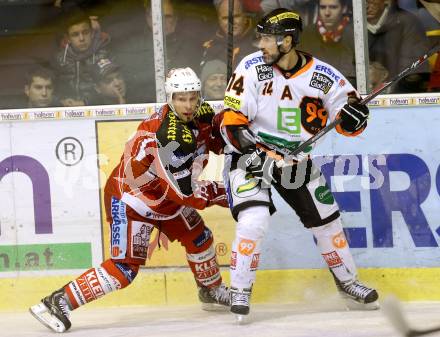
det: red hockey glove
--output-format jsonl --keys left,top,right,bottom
{"left": 198, "top": 181, "right": 229, "bottom": 208}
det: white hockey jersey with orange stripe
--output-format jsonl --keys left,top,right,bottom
{"left": 222, "top": 50, "right": 362, "bottom": 158}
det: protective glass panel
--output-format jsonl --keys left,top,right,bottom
{"left": 366, "top": 0, "right": 440, "bottom": 94}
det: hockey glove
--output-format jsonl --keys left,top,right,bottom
{"left": 242, "top": 147, "right": 276, "bottom": 186}
{"left": 339, "top": 102, "right": 369, "bottom": 133}
{"left": 205, "top": 182, "right": 229, "bottom": 208}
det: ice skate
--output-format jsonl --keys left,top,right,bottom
{"left": 230, "top": 287, "right": 252, "bottom": 324}
{"left": 335, "top": 277, "right": 379, "bottom": 310}
{"left": 198, "top": 283, "right": 231, "bottom": 311}
{"left": 29, "top": 288, "right": 72, "bottom": 332}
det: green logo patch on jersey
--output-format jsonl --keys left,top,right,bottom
{"left": 236, "top": 176, "right": 259, "bottom": 194}
{"left": 315, "top": 185, "right": 334, "bottom": 204}
{"left": 277, "top": 107, "right": 301, "bottom": 134}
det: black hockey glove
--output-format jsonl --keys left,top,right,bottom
{"left": 339, "top": 102, "right": 369, "bottom": 133}
{"left": 242, "top": 147, "right": 276, "bottom": 186}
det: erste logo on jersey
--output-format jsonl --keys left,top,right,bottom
{"left": 256, "top": 64, "right": 273, "bottom": 81}
{"left": 309, "top": 72, "right": 334, "bottom": 94}
{"left": 244, "top": 55, "right": 264, "bottom": 69}
{"left": 314, "top": 64, "right": 346, "bottom": 87}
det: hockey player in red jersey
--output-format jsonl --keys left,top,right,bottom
{"left": 29, "top": 67, "right": 231, "bottom": 332}
{"left": 213, "top": 8, "right": 379, "bottom": 321}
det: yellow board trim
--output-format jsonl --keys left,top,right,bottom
{"left": 3, "top": 268, "right": 440, "bottom": 311}
{"left": 427, "top": 29, "right": 440, "bottom": 37}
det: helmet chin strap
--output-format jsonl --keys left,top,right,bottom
{"left": 167, "top": 94, "right": 177, "bottom": 118}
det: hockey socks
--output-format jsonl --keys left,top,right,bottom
{"left": 230, "top": 206, "right": 270, "bottom": 290}
{"left": 311, "top": 217, "right": 357, "bottom": 283}
{"left": 64, "top": 259, "right": 139, "bottom": 309}
{"left": 186, "top": 244, "right": 222, "bottom": 288}
{"left": 230, "top": 236, "right": 261, "bottom": 289}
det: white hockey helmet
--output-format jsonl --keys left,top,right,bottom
{"left": 165, "top": 67, "right": 202, "bottom": 112}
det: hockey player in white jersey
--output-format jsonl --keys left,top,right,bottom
{"left": 213, "top": 8, "right": 379, "bottom": 321}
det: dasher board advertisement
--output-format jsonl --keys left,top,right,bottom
{"left": 96, "top": 105, "right": 440, "bottom": 269}
{"left": 0, "top": 120, "right": 102, "bottom": 277}
{"left": 262, "top": 105, "right": 440, "bottom": 269}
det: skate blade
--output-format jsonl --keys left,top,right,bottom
{"left": 344, "top": 299, "right": 380, "bottom": 311}
{"left": 233, "top": 313, "right": 251, "bottom": 325}
{"left": 201, "top": 302, "right": 230, "bottom": 312}
{"left": 29, "top": 303, "right": 67, "bottom": 333}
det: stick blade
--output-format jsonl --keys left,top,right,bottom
{"left": 382, "top": 296, "right": 411, "bottom": 336}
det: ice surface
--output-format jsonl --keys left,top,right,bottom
{"left": 3, "top": 302, "right": 440, "bottom": 337}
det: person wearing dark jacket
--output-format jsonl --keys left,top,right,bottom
{"left": 88, "top": 58, "right": 128, "bottom": 105}
{"left": 299, "top": 0, "right": 356, "bottom": 86}
{"left": 21, "top": 66, "right": 59, "bottom": 108}
{"left": 201, "top": 0, "right": 256, "bottom": 70}
{"left": 53, "top": 11, "right": 112, "bottom": 104}
{"left": 367, "top": 0, "right": 430, "bottom": 92}
{"left": 106, "top": 0, "right": 203, "bottom": 103}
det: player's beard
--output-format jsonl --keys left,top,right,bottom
{"left": 263, "top": 49, "right": 282, "bottom": 66}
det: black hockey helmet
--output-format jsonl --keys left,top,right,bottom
{"left": 256, "top": 8, "right": 303, "bottom": 46}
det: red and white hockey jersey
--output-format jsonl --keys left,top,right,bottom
{"left": 104, "top": 102, "right": 224, "bottom": 220}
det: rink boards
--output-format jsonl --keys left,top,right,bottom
{"left": 0, "top": 94, "right": 439, "bottom": 310}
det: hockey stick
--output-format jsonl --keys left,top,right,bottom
{"left": 227, "top": 0, "right": 234, "bottom": 81}
{"left": 382, "top": 296, "right": 440, "bottom": 337}
{"left": 285, "top": 44, "right": 440, "bottom": 159}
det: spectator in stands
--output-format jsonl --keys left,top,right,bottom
{"left": 88, "top": 58, "right": 127, "bottom": 105}
{"left": 398, "top": 0, "right": 440, "bottom": 33}
{"left": 23, "top": 66, "right": 57, "bottom": 108}
{"left": 107, "top": 0, "right": 202, "bottom": 103}
{"left": 367, "top": 0, "right": 430, "bottom": 92}
{"left": 369, "top": 61, "right": 391, "bottom": 93}
{"left": 201, "top": 0, "right": 256, "bottom": 70}
{"left": 145, "top": 0, "right": 201, "bottom": 71}
{"left": 201, "top": 59, "right": 227, "bottom": 100}
{"left": 299, "top": 0, "right": 356, "bottom": 85}
{"left": 397, "top": 0, "right": 439, "bottom": 95}
{"left": 419, "top": 0, "right": 440, "bottom": 92}
{"left": 53, "top": 10, "right": 112, "bottom": 104}
{"left": 103, "top": 1, "right": 152, "bottom": 103}
{"left": 59, "top": 96, "right": 86, "bottom": 107}
{"left": 146, "top": 0, "right": 176, "bottom": 36}
{"left": 428, "top": 44, "right": 440, "bottom": 92}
